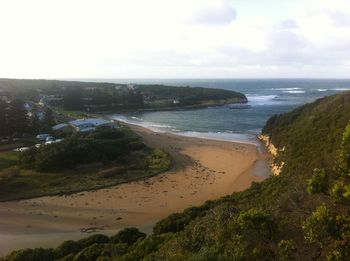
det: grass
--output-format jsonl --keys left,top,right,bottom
{"left": 0, "top": 149, "right": 171, "bottom": 202}
{"left": 0, "top": 151, "right": 18, "bottom": 170}
{"left": 53, "top": 107, "right": 88, "bottom": 120}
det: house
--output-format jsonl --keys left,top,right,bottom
{"left": 52, "top": 123, "right": 73, "bottom": 134}
{"left": 68, "top": 118, "right": 116, "bottom": 132}
{"left": 38, "top": 95, "right": 63, "bottom": 106}
{"left": 0, "top": 90, "right": 10, "bottom": 102}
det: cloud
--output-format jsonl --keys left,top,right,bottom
{"left": 0, "top": 0, "right": 350, "bottom": 78}
{"left": 186, "top": 0, "right": 237, "bottom": 26}
{"left": 276, "top": 19, "right": 298, "bottom": 29}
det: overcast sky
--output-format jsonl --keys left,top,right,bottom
{"left": 0, "top": 0, "right": 349, "bottom": 79}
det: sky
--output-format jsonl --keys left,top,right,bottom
{"left": 0, "top": 0, "right": 349, "bottom": 79}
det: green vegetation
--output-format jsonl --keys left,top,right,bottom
{"left": 3, "top": 91, "right": 350, "bottom": 260}
{"left": 3, "top": 228, "right": 144, "bottom": 261}
{"left": 0, "top": 128, "right": 171, "bottom": 201}
{"left": 0, "top": 99, "right": 54, "bottom": 137}
{"left": 0, "top": 79, "right": 247, "bottom": 114}
{"left": 138, "top": 84, "right": 247, "bottom": 108}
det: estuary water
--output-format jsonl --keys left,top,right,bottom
{"left": 97, "top": 79, "right": 350, "bottom": 144}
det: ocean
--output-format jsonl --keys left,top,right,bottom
{"left": 90, "top": 79, "right": 350, "bottom": 144}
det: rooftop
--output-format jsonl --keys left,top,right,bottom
{"left": 69, "top": 118, "right": 111, "bottom": 127}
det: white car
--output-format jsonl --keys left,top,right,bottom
{"left": 44, "top": 139, "right": 63, "bottom": 145}
{"left": 36, "top": 134, "right": 51, "bottom": 141}
{"left": 13, "top": 147, "right": 30, "bottom": 152}
{"left": 45, "top": 136, "right": 54, "bottom": 142}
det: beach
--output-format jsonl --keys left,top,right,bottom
{"left": 0, "top": 124, "right": 270, "bottom": 256}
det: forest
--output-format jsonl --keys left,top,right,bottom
{"left": 0, "top": 79, "right": 247, "bottom": 113}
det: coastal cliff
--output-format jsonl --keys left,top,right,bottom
{"left": 258, "top": 134, "right": 285, "bottom": 176}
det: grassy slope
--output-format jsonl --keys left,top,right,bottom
{"left": 3, "top": 91, "right": 350, "bottom": 260}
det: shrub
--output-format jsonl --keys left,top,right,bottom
{"left": 18, "top": 129, "right": 143, "bottom": 172}
{"left": 77, "top": 234, "right": 110, "bottom": 249}
{"left": 54, "top": 240, "right": 81, "bottom": 259}
{"left": 278, "top": 240, "right": 297, "bottom": 261}
{"left": 73, "top": 243, "right": 105, "bottom": 261}
{"left": 110, "top": 227, "right": 146, "bottom": 245}
{"left": 237, "top": 209, "right": 274, "bottom": 237}
{"left": 5, "top": 248, "right": 54, "bottom": 261}
{"left": 336, "top": 122, "right": 350, "bottom": 176}
{"left": 302, "top": 204, "right": 336, "bottom": 245}
{"left": 153, "top": 213, "right": 187, "bottom": 235}
{"left": 307, "top": 168, "right": 328, "bottom": 194}
{"left": 146, "top": 149, "right": 171, "bottom": 172}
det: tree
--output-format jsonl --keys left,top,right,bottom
{"left": 29, "top": 107, "right": 41, "bottom": 134}
{"left": 63, "top": 87, "right": 84, "bottom": 110}
{"left": 110, "top": 227, "right": 146, "bottom": 245}
{"left": 302, "top": 204, "right": 336, "bottom": 245}
{"left": 0, "top": 100, "right": 8, "bottom": 136}
{"left": 43, "top": 107, "right": 55, "bottom": 130}
{"left": 336, "top": 122, "right": 350, "bottom": 177}
{"left": 6, "top": 99, "right": 28, "bottom": 136}
{"left": 307, "top": 168, "right": 328, "bottom": 194}
{"left": 278, "top": 240, "right": 297, "bottom": 261}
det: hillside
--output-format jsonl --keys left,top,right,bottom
{"left": 0, "top": 79, "right": 247, "bottom": 112}
{"left": 137, "top": 84, "right": 247, "bottom": 108}
{"left": 3, "top": 91, "right": 350, "bottom": 261}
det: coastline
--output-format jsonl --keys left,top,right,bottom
{"left": 0, "top": 124, "right": 270, "bottom": 256}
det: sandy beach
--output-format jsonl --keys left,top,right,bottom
{"left": 0, "top": 124, "right": 270, "bottom": 256}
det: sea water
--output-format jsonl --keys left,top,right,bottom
{"left": 91, "top": 79, "right": 350, "bottom": 144}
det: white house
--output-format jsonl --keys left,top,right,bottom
{"left": 68, "top": 118, "right": 116, "bottom": 132}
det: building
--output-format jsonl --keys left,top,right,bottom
{"left": 52, "top": 123, "right": 73, "bottom": 134}
{"left": 39, "top": 95, "right": 63, "bottom": 106}
{"left": 0, "top": 90, "right": 10, "bottom": 102}
{"left": 68, "top": 118, "right": 116, "bottom": 132}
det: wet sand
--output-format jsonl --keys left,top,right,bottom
{"left": 0, "top": 124, "right": 270, "bottom": 256}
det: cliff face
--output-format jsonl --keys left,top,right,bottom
{"left": 258, "top": 134, "right": 284, "bottom": 176}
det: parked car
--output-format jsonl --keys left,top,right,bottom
{"left": 13, "top": 147, "right": 30, "bottom": 152}
{"left": 36, "top": 134, "right": 51, "bottom": 141}
{"left": 45, "top": 136, "right": 54, "bottom": 142}
{"left": 44, "top": 138, "right": 63, "bottom": 145}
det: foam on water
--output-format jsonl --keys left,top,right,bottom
{"left": 282, "top": 90, "right": 306, "bottom": 94}
{"left": 111, "top": 114, "right": 258, "bottom": 144}
{"left": 246, "top": 94, "right": 279, "bottom": 106}
{"left": 105, "top": 79, "right": 350, "bottom": 145}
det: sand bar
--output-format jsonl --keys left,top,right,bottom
{"left": 0, "top": 124, "right": 270, "bottom": 256}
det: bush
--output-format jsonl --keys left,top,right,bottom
{"left": 73, "top": 243, "right": 105, "bottom": 261}
{"left": 302, "top": 204, "right": 336, "bottom": 245}
{"left": 146, "top": 149, "right": 171, "bottom": 172}
{"left": 54, "top": 240, "right": 81, "bottom": 259}
{"left": 110, "top": 227, "right": 146, "bottom": 245}
{"left": 307, "top": 168, "right": 328, "bottom": 194}
{"left": 237, "top": 209, "right": 274, "bottom": 236}
{"left": 77, "top": 234, "right": 110, "bottom": 249}
{"left": 5, "top": 248, "right": 54, "bottom": 261}
{"left": 18, "top": 129, "right": 143, "bottom": 172}
{"left": 278, "top": 240, "right": 297, "bottom": 261}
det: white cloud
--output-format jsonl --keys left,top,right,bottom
{"left": 0, "top": 0, "right": 349, "bottom": 78}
